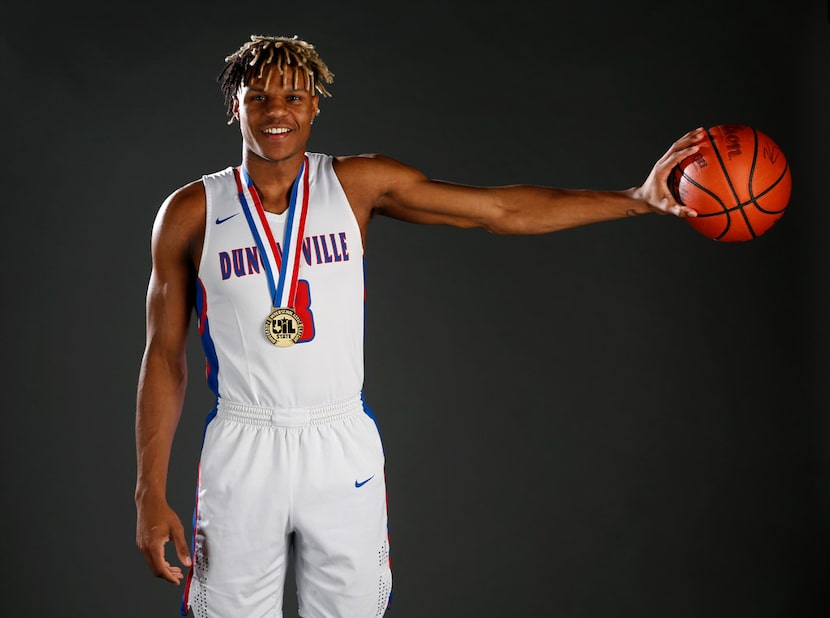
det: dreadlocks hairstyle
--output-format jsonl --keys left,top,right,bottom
{"left": 218, "top": 35, "right": 334, "bottom": 123}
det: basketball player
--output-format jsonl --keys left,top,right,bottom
{"left": 134, "top": 34, "right": 704, "bottom": 618}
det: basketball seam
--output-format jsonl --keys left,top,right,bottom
{"left": 692, "top": 173, "right": 789, "bottom": 216}
{"left": 740, "top": 127, "right": 760, "bottom": 239}
{"left": 752, "top": 163, "right": 790, "bottom": 214}
{"left": 680, "top": 171, "right": 732, "bottom": 239}
{"left": 708, "top": 126, "right": 753, "bottom": 240}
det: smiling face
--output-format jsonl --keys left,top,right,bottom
{"left": 233, "top": 64, "right": 320, "bottom": 166}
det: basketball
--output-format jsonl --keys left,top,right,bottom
{"left": 668, "top": 124, "right": 792, "bottom": 241}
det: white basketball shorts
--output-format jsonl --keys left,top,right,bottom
{"left": 182, "top": 393, "right": 392, "bottom": 618}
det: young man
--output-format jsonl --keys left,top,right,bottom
{"left": 135, "top": 34, "right": 703, "bottom": 618}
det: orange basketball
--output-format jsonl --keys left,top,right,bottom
{"left": 669, "top": 124, "right": 792, "bottom": 241}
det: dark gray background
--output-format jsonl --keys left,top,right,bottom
{"left": 1, "top": 1, "right": 828, "bottom": 616}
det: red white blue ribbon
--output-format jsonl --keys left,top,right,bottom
{"left": 232, "top": 157, "right": 310, "bottom": 310}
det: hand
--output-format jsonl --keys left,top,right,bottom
{"left": 136, "top": 496, "right": 191, "bottom": 585}
{"left": 632, "top": 127, "right": 706, "bottom": 217}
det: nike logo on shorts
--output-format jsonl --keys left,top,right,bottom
{"left": 355, "top": 476, "right": 374, "bottom": 488}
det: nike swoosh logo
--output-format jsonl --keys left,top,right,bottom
{"left": 215, "top": 213, "right": 240, "bottom": 225}
{"left": 355, "top": 476, "right": 375, "bottom": 488}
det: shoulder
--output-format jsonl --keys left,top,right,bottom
{"left": 332, "top": 153, "right": 424, "bottom": 179}
{"left": 158, "top": 165, "right": 236, "bottom": 223}
{"left": 151, "top": 179, "right": 207, "bottom": 264}
{"left": 154, "top": 180, "right": 206, "bottom": 231}
{"left": 332, "top": 153, "right": 427, "bottom": 207}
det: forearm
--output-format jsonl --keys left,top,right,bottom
{"left": 134, "top": 350, "right": 193, "bottom": 584}
{"left": 135, "top": 349, "right": 188, "bottom": 503}
{"left": 483, "top": 185, "right": 648, "bottom": 235}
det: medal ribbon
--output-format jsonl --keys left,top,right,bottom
{"left": 233, "top": 157, "right": 310, "bottom": 310}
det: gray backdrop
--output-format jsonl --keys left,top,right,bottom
{"left": 2, "top": 1, "right": 828, "bottom": 616}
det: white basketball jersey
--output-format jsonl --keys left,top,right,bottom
{"left": 196, "top": 153, "right": 365, "bottom": 409}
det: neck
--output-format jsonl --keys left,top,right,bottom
{"left": 242, "top": 151, "right": 306, "bottom": 214}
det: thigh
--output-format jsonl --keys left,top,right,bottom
{"left": 293, "top": 414, "right": 392, "bottom": 618}
{"left": 188, "top": 418, "right": 293, "bottom": 618}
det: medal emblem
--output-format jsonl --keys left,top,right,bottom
{"left": 265, "top": 308, "right": 304, "bottom": 347}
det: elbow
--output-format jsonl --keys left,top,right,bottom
{"left": 141, "top": 344, "right": 189, "bottom": 390}
{"left": 480, "top": 200, "right": 518, "bottom": 235}
{"left": 483, "top": 207, "right": 533, "bottom": 236}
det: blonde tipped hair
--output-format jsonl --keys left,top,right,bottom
{"left": 218, "top": 35, "right": 334, "bottom": 121}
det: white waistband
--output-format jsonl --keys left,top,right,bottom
{"left": 215, "top": 394, "right": 364, "bottom": 428}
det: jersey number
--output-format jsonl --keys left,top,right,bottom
{"left": 295, "top": 279, "right": 315, "bottom": 343}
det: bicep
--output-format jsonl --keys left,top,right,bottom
{"left": 144, "top": 268, "right": 192, "bottom": 360}
{"left": 377, "top": 177, "right": 504, "bottom": 229}
{"left": 374, "top": 163, "right": 520, "bottom": 232}
{"left": 340, "top": 154, "right": 506, "bottom": 231}
{"left": 143, "top": 193, "right": 202, "bottom": 362}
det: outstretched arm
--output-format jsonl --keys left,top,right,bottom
{"left": 337, "top": 128, "right": 704, "bottom": 235}
{"left": 134, "top": 183, "right": 204, "bottom": 585}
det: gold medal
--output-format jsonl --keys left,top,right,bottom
{"left": 235, "top": 160, "right": 311, "bottom": 348}
{"left": 265, "top": 308, "right": 304, "bottom": 347}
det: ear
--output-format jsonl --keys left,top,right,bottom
{"left": 232, "top": 96, "right": 241, "bottom": 121}
{"left": 311, "top": 95, "right": 320, "bottom": 120}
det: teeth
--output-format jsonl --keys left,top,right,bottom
{"left": 264, "top": 127, "right": 290, "bottom": 134}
